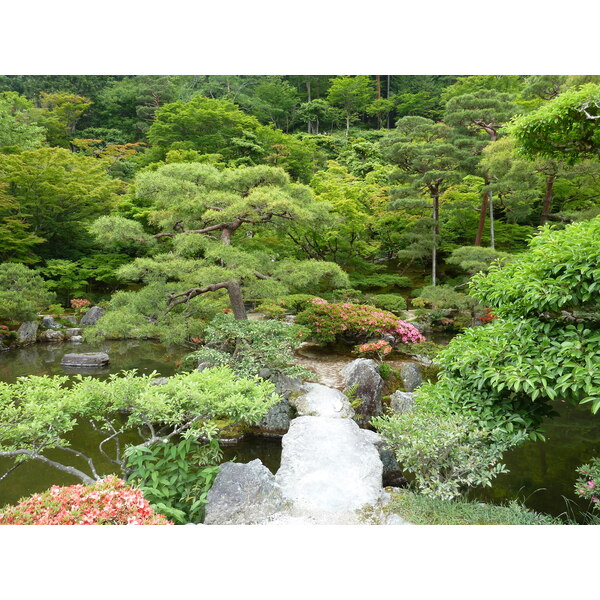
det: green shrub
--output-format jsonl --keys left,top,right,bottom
{"left": 278, "top": 294, "right": 314, "bottom": 314}
{"left": 0, "top": 367, "right": 279, "bottom": 486}
{"left": 182, "top": 315, "right": 310, "bottom": 379}
{"left": 0, "top": 262, "right": 55, "bottom": 322}
{"left": 255, "top": 300, "right": 287, "bottom": 320}
{"left": 447, "top": 246, "right": 513, "bottom": 277}
{"left": 372, "top": 392, "right": 526, "bottom": 500}
{"left": 85, "top": 283, "right": 217, "bottom": 345}
{"left": 349, "top": 272, "right": 412, "bottom": 290}
{"left": 365, "top": 294, "right": 407, "bottom": 314}
{"left": 412, "top": 285, "right": 476, "bottom": 311}
{"left": 379, "top": 362, "right": 392, "bottom": 380}
{"left": 126, "top": 438, "right": 222, "bottom": 524}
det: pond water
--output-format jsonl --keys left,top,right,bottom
{"left": 1, "top": 339, "right": 599, "bottom": 521}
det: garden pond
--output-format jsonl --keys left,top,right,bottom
{"left": 1, "top": 338, "right": 599, "bottom": 521}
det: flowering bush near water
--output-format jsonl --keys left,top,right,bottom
{"left": 297, "top": 297, "right": 424, "bottom": 345}
{"left": 0, "top": 476, "right": 172, "bottom": 525}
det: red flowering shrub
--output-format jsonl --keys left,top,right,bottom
{"left": 297, "top": 298, "right": 425, "bottom": 345}
{"left": 354, "top": 340, "right": 393, "bottom": 360}
{"left": 0, "top": 476, "right": 172, "bottom": 525}
{"left": 480, "top": 308, "right": 497, "bottom": 324}
{"left": 70, "top": 298, "right": 91, "bottom": 315}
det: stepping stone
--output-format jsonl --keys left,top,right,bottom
{"left": 61, "top": 352, "right": 109, "bottom": 367}
{"left": 290, "top": 382, "right": 354, "bottom": 418}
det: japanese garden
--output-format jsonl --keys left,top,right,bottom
{"left": 0, "top": 74, "right": 598, "bottom": 525}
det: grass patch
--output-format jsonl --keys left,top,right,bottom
{"left": 384, "top": 489, "right": 560, "bottom": 525}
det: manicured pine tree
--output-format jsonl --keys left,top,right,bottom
{"left": 91, "top": 163, "right": 349, "bottom": 321}
{"left": 444, "top": 89, "right": 518, "bottom": 247}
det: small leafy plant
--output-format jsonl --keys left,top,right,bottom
{"left": 126, "top": 438, "right": 222, "bottom": 524}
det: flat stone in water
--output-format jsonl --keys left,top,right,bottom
{"left": 60, "top": 352, "right": 110, "bottom": 367}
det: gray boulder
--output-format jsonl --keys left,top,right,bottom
{"left": 412, "top": 354, "right": 434, "bottom": 367}
{"left": 79, "top": 306, "right": 105, "bottom": 326}
{"left": 38, "top": 329, "right": 65, "bottom": 342}
{"left": 255, "top": 401, "right": 292, "bottom": 437}
{"left": 41, "top": 315, "right": 62, "bottom": 330}
{"left": 390, "top": 390, "right": 416, "bottom": 415}
{"left": 17, "top": 321, "right": 39, "bottom": 344}
{"left": 61, "top": 352, "right": 109, "bottom": 367}
{"left": 342, "top": 358, "right": 384, "bottom": 425}
{"left": 65, "top": 316, "right": 78, "bottom": 325}
{"left": 65, "top": 328, "right": 82, "bottom": 337}
{"left": 399, "top": 361, "right": 423, "bottom": 392}
{"left": 253, "top": 373, "right": 303, "bottom": 437}
{"left": 70, "top": 336, "right": 84, "bottom": 343}
{"left": 150, "top": 377, "right": 169, "bottom": 386}
{"left": 204, "top": 460, "right": 285, "bottom": 525}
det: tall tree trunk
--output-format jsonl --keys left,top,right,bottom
{"left": 474, "top": 190, "right": 489, "bottom": 246}
{"left": 226, "top": 281, "right": 247, "bottom": 320}
{"left": 386, "top": 75, "right": 391, "bottom": 128}
{"left": 220, "top": 225, "right": 247, "bottom": 319}
{"left": 540, "top": 173, "right": 556, "bottom": 226}
{"left": 376, "top": 75, "right": 381, "bottom": 99}
{"left": 432, "top": 194, "right": 439, "bottom": 286}
{"left": 306, "top": 80, "right": 313, "bottom": 134}
{"left": 489, "top": 190, "right": 495, "bottom": 249}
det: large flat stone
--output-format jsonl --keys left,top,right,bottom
{"left": 61, "top": 352, "right": 109, "bottom": 367}
{"left": 275, "top": 415, "right": 383, "bottom": 514}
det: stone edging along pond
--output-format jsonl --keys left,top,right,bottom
{"left": 0, "top": 306, "right": 105, "bottom": 351}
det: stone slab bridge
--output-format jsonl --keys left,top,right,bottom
{"left": 204, "top": 380, "right": 409, "bottom": 525}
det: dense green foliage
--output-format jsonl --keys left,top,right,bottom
{"left": 126, "top": 438, "right": 222, "bottom": 524}
{"left": 373, "top": 392, "right": 525, "bottom": 500}
{"left": 182, "top": 315, "right": 310, "bottom": 379}
{"left": 0, "top": 368, "right": 278, "bottom": 485}
{"left": 1, "top": 75, "right": 599, "bottom": 519}
{"left": 0, "top": 262, "right": 54, "bottom": 321}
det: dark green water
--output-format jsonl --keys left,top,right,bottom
{"left": 0, "top": 340, "right": 187, "bottom": 506}
{"left": 0, "top": 340, "right": 283, "bottom": 508}
{"left": 470, "top": 401, "right": 600, "bottom": 520}
{"left": 1, "top": 340, "right": 599, "bottom": 521}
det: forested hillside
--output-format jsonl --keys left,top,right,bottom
{"left": 1, "top": 75, "right": 599, "bottom": 315}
